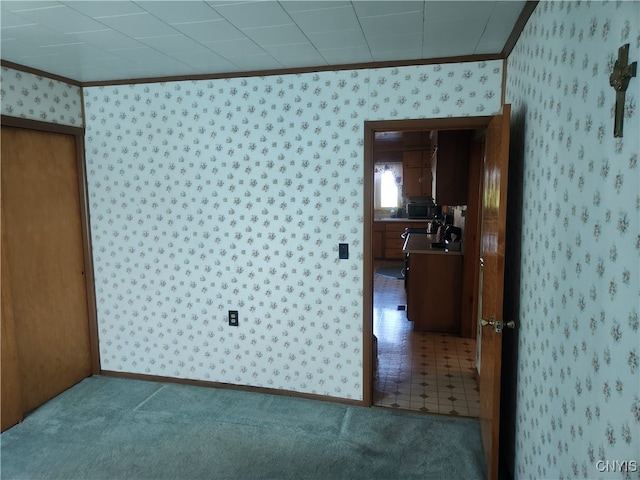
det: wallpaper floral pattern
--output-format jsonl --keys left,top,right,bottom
{"left": 82, "top": 61, "right": 503, "bottom": 400}
{"left": 0, "top": 66, "right": 83, "bottom": 126}
{"left": 506, "top": 1, "right": 639, "bottom": 478}
{"left": 6, "top": 2, "right": 636, "bottom": 473}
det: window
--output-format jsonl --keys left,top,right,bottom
{"left": 374, "top": 163, "right": 402, "bottom": 209}
{"left": 380, "top": 171, "right": 399, "bottom": 207}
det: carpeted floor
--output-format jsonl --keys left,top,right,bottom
{"left": 0, "top": 376, "right": 486, "bottom": 480}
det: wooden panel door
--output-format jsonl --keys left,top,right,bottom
{"left": 1, "top": 126, "right": 93, "bottom": 426}
{"left": 478, "top": 105, "right": 511, "bottom": 480}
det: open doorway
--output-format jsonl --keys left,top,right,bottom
{"left": 364, "top": 118, "right": 488, "bottom": 418}
{"left": 372, "top": 258, "right": 479, "bottom": 416}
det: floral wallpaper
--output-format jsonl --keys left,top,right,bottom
{"left": 82, "top": 60, "right": 503, "bottom": 400}
{"left": 0, "top": 66, "right": 83, "bottom": 126}
{"left": 506, "top": 1, "right": 639, "bottom": 479}
{"left": 3, "top": 1, "right": 638, "bottom": 473}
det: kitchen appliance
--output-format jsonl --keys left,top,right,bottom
{"left": 405, "top": 202, "right": 441, "bottom": 219}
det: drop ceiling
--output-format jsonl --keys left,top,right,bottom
{"left": 1, "top": 1, "right": 530, "bottom": 84}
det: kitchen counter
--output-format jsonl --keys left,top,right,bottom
{"left": 402, "top": 233, "right": 463, "bottom": 255}
{"left": 374, "top": 217, "right": 434, "bottom": 223}
{"left": 404, "top": 233, "right": 463, "bottom": 333}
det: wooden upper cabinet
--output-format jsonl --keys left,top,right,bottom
{"left": 434, "top": 130, "right": 472, "bottom": 205}
{"left": 375, "top": 128, "right": 473, "bottom": 204}
{"left": 402, "top": 150, "right": 432, "bottom": 197}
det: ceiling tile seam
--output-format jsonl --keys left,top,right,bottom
{"left": 472, "top": 1, "right": 497, "bottom": 55}
{"left": 193, "top": 2, "right": 288, "bottom": 72}
{"left": 170, "top": 18, "right": 227, "bottom": 27}
{"left": 63, "top": 1, "right": 160, "bottom": 73}
{"left": 134, "top": 34, "right": 184, "bottom": 41}
{"left": 41, "top": 42, "right": 85, "bottom": 48}
{"left": 1, "top": 23, "right": 38, "bottom": 30}
{"left": 73, "top": 1, "right": 238, "bottom": 78}
{"left": 349, "top": 0, "right": 373, "bottom": 65}
{"left": 280, "top": 3, "right": 352, "bottom": 14}
{"left": 64, "top": 28, "right": 112, "bottom": 36}
{"left": 8, "top": 4, "right": 64, "bottom": 13}
{"left": 421, "top": 1, "right": 426, "bottom": 61}
{"left": 203, "top": 30, "right": 283, "bottom": 68}
{"left": 92, "top": 12, "right": 149, "bottom": 20}
{"left": 264, "top": 1, "right": 327, "bottom": 67}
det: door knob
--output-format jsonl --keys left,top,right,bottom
{"left": 481, "top": 317, "right": 515, "bottom": 333}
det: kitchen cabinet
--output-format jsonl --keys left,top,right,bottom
{"left": 433, "top": 130, "right": 472, "bottom": 205}
{"left": 402, "top": 150, "right": 434, "bottom": 197}
{"left": 406, "top": 251, "right": 463, "bottom": 333}
{"left": 373, "top": 222, "right": 385, "bottom": 259}
{"left": 374, "top": 221, "right": 426, "bottom": 260}
{"left": 384, "top": 222, "right": 412, "bottom": 259}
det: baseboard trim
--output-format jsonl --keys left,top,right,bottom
{"left": 99, "top": 370, "right": 366, "bottom": 407}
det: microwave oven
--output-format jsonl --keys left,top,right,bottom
{"left": 406, "top": 203, "right": 441, "bottom": 219}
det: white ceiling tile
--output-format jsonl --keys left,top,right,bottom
{"left": 424, "top": 1, "right": 493, "bottom": 23}
{"left": 224, "top": 53, "right": 282, "bottom": 71}
{"left": 7, "top": 4, "right": 108, "bottom": 35}
{"left": 69, "top": 29, "right": 143, "bottom": 51}
{"left": 108, "top": 46, "right": 182, "bottom": 66}
{"left": 0, "top": 11, "right": 38, "bottom": 29}
{"left": 262, "top": 43, "right": 325, "bottom": 66}
{"left": 97, "top": 13, "right": 179, "bottom": 39}
{"left": 40, "top": 41, "right": 108, "bottom": 55}
{"left": 138, "top": 1, "right": 221, "bottom": 24}
{"left": 136, "top": 34, "right": 209, "bottom": 54}
{"left": 318, "top": 45, "right": 373, "bottom": 65}
{"left": 280, "top": 2, "right": 347, "bottom": 13}
{"left": 2, "top": 1, "right": 63, "bottom": 13}
{"left": 352, "top": 1, "right": 423, "bottom": 18}
{"left": 213, "top": 1, "right": 292, "bottom": 29}
{"left": 125, "top": 62, "right": 201, "bottom": 78}
{"left": 368, "top": 32, "right": 423, "bottom": 56}
{"left": 360, "top": 11, "right": 424, "bottom": 38}
{"left": 2, "top": 23, "right": 71, "bottom": 47}
{"left": 171, "top": 19, "right": 245, "bottom": 43}
{"left": 474, "top": 40, "right": 505, "bottom": 55}
{"left": 242, "top": 24, "right": 307, "bottom": 46}
{"left": 307, "top": 29, "right": 367, "bottom": 50}
{"left": 287, "top": 6, "right": 360, "bottom": 33}
{"left": 477, "top": 1, "right": 526, "bottom": 52}
{"left": 424, "top": 19, "right": 485, "bottom": 52}
{"left": 66, "top": 1, "right": 146, "bottom": 19}
{"left": 174, "top": 49, "right": 238, "bottom": 70}
{"left": 205, "top": 38, "right": 266, "bottom": 58}
{"left": 0, "top": 0, "right": 527, "bottom": 82}
{"left": 371, "top": 48, "right": 422, "bottom": 63}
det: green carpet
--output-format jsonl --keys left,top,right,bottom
{"left": 0, "top": 376, "right": 486, "bottom": 479}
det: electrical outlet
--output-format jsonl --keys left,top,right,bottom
{"left": 229, "top": 310, "right": 239, "bottom": 326}
{"left": 338, "top": 243, "right": 349, "bottom": 259}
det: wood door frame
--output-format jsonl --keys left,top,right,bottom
{"left": 1, "top": 115, "right": 100, "bottom": 375}
{"left": 362, "top": 115, "right": 495, "bottom": 405}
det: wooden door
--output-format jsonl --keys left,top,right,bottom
{"left": 478, "top": 105, "right": 511, "bottom": 480}
{"left": 1, "top": 126, "right": 93, "bottom": 428}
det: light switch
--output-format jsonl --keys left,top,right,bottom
{"left": 338, "top": 243, "right": 348, "bottom": 259}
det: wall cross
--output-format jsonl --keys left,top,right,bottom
{"left": 609, "top": 43, "right": 637, "bottom": 138}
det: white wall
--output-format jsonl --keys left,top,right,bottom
{"left": 506, "top": 2, "right": 639, "bottom": 478}
{"left": 83, "top": 61, "right": 503, "bottom": 400}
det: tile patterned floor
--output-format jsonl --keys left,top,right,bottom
{"left": 373, "top": 261, "right": 479, "bottom": 417}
